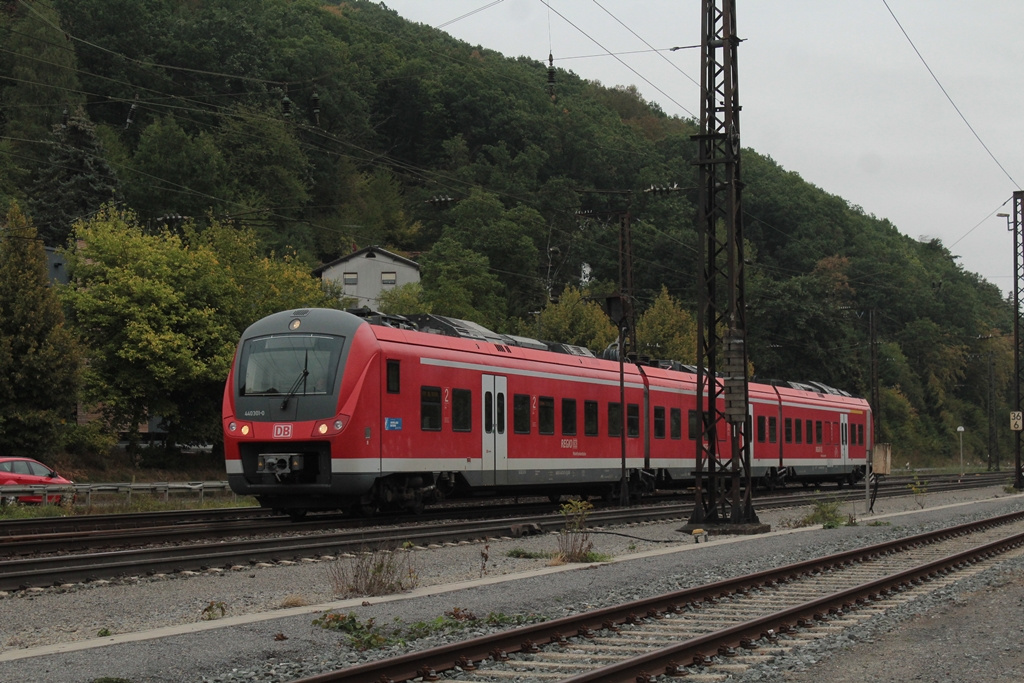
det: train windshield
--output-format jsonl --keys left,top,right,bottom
{"left": 239, "top": 334, "right": 345, "bottom": 397}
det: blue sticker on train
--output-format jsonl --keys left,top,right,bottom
{"left": 385, "top": 417, "right": 402, "bottom": 431}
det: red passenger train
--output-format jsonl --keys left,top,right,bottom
{"left": 223, "top": 308, "right": 872, "bottom": 516}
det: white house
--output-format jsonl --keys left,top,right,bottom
{"left": 313, "top": 245, "right": 420, "bottom": 309}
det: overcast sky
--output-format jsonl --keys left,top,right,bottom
{"left": 382, "top": 1, "right": 1024, "bottom": 297}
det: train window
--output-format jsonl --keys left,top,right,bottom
{"left": 608, "top": 403, "right": 622, "bottom": 438}
{"left": 420, "top": 387, "right": 442, "bottom": 431}
{"left": 833, "top": 422, "right": 839, "bottom": 444}
{"left": 342, "top": 272, "right": 357, "bottom": 285}
{"left": 670, "top": 408, "right": 681, "bottom": 439}
{"left": 815, "top": 420, "right": 823, "bottom": 444}
{"left": 562, "top": 398, "right": 577, "bottom": 436}
{"left": 513, "top": 394, "right": 531, "bottom": 434}
{"left": 386, "top": 360, "right": 400, "bottom": 393}
{"left": 627, "top": 404, "right": 640, "bottom": 437}
{"left": 584, "top": 401, "right": 599, "bottom": 436}
{"left": 806, "top": 420, "right": 813, "bottom": 444}
{"left": 841, "top": 422, "right": 848, "bottom": 446}
{"left": 785, "top": 418, "right": 793, "bottom": 443}
{"left": 497, "top": 393, "right": 506, "bottom": 434}
{"left": 858, "top": 424, "right": 864, "bottom": 445}
{"left": 654, "top": 407, "right": 666, "bottom": 439}
{"left": 452, "top": 389, "right": 472, "bottom": 432}
{"left": 538, "top": 397, "right": 555, "bottom": 435}
{"left": 688, "top": 410, "right": 699, "bottom": 440}
{"left": 795, "top": 418, "right": 802, "bottom": 444}
{"left": 757, "top": 416, "right": 766, "bottom": 443}
{"left": 768, "top": 417, "right": 777, "bottom": 444}
{"left": 485, "top": 392, "right": 493, "bottom": 433}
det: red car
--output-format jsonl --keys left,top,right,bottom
{"left": 0, "top": 457, "right": 74, "bottom": 505}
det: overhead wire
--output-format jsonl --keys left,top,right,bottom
{"left": 882, "top": 0, "right": 1020, "bottom": 190}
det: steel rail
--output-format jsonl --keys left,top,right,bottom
{"left": 0, "top": 475, "right": 1012, "bottom": 587}
{"left": 289, "top": 510, "right": 1024, "bottom": 683}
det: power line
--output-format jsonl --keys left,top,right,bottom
{"left": 882, "top": 0, "right": 1020, "bottom": 190}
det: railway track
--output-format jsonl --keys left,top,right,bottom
{"left": 291, "top": 509, "right": 1024, "bottom": 683}
{"left": 0, "top": 472, "right": 1011, "bottom": 591}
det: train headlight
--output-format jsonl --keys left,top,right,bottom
{"left": 312, "top": 414, "right": 350, "bottom": 437}
{"left": 228, "top": 422, "right": 237, "bottom": 432}
{"left": 241, "top": 424, "right": 250, "bottom": 436}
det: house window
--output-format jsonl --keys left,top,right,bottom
{"left": 381, "top": 271, "right": 397, "bottom": 285}
{"left": 342, "top": 272, "right": 358, "bottom": 286}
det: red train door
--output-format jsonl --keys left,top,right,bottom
{"left": 481, "top": 375, "right": 508, "bottom": 486}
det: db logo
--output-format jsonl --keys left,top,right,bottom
{"left": 273, "top": 424, "right": 293, "bottom": 439}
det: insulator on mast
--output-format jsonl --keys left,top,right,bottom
{"left": 125, "top": 94, "right": 138, "bottom": 129}
{"left": 547, "top": 52, "right": 556, "bottom": 100}
{"left": 311, "top": 89, "right": 321, "bottom": 127}
{"left": 281, "top": 91, "right": 292, "bottom": 117}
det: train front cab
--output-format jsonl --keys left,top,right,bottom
{"left": 223, "top": 309, "right": 385, "bottom": 515}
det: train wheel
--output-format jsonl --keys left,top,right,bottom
{"left": 548, "top": 494, "right": 562, "bottom": 504}
{"left": 287, "top": 509, "right": 307, "bottom": 521}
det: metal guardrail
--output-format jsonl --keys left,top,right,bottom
{"left": 0, "top": 481, "right": 232, "bottom": 505}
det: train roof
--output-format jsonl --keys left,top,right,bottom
{"left": 345, "top": 307, "right": 863, "bottom": 401}
{"left": 349, "top": 308, "right": 596, "bottom": 358}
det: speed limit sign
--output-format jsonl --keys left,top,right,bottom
{"left": 1012, "top": 412, "right": 1023, "bottom": 431}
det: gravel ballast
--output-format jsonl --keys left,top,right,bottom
{"left": 1, "top": 485, "right": 1023, "bottom": 683}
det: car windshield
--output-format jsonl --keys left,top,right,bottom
{"left": 239, "top": 334, "right": 344, "bottom": 397}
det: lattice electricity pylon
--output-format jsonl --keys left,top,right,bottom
{"left": 1013, "top": 190, "right": 1024, "bottom": 490}
{"left": 689, "top": 0, "right": 758, "bottom": 524}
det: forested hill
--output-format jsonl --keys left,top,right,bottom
{"left": 0, "top": 0, "right": 1013, "bottom": 462}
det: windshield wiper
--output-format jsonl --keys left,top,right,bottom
{"left": 280, "top": 351, "right": 309, "bottom": 410}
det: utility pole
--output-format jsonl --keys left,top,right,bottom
{"left": 690, "top": 0, "right": 757, "bottom": 525}
{"left": 1012, "top": 190, "right": 1024, "bottom": 489}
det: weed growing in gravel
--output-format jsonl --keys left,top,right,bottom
{"left": 507, "top": 547, "right": 552, "bottom": 559}
{"left": 201, "top": 600, "right": 227, "bottom": 620}
{"left": 278, "top": 594, "right": 310, "bottom": 609}
{"left": 908, "top": 476, "right": 929, "bottom": 508}
{"left": 326, "top": 545, "right": 419, "bottom": 597}
{"left": 312, "top": 607, "right": 545, "bottom": 650}
{"left": 556, "top": 498, "right": 595, "bottom": 562}
{"left": 799, "top": 497, "right": 846, "bottom": 529}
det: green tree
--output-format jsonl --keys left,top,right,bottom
{"left": 418, "top": 236, "right": 505, "bottom": 330}
{"left": 0, "top": 1, "right": 85, "bottom": 186}
{"left": 62, "top": 207, "right": 339, "bottom": 448}
{"left": 378, "top": 282, "right": 431, "bottom": 316}
{"left": 0, "top": 204, "right": 82, "bottom": 457}
{"left": 28, "top": 107, "right": 120, "bottom": 246}
{"left": 524, "top": 286, "right": 617, "bottom": 353}
{"left": 635, "top": 286, "right": 697, "bottom": 363}
{"left": 123, "top": 115, "right": 230, "bottom": 221}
